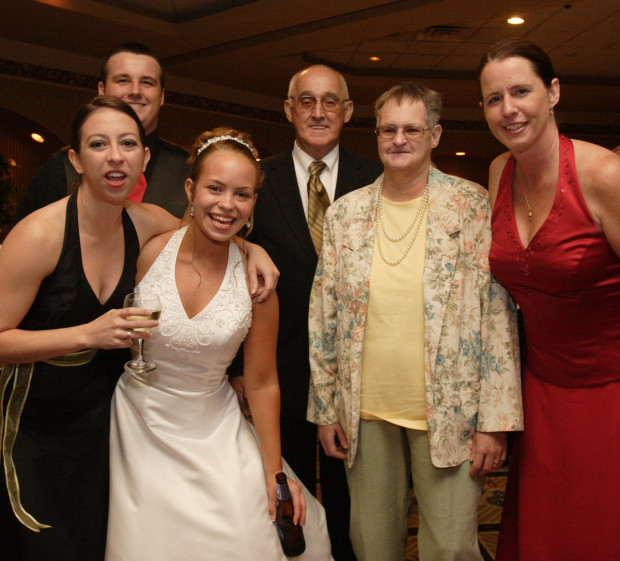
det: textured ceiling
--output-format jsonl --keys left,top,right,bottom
{"left": 91, "top": 0, "right": 258, "bottom": 22}
{"left": 1, "top": 0, "right": 619, "bottom": 158}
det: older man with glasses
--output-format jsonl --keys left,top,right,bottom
{"left": 227, "top": 65, "right": 382, "bottom": 560}
{"left": 307, "top": 81, "right": 523, "bottom": 561}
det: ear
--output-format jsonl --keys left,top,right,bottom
{"left": 68, "top": 149, "right": 83, "bottom": 175}
{"left": 159, "top": 88, "right": 165, "bottom": 109}
{"left": 548, "top": 77, "right": 560, "bottom": 110}
{"left": 142, "top": 147, "right": 151, "bottom": 173}
{"left": 184, "top": 178, "right": 194, "bottom": 204}
{"left": 284, "top": 99, "right": 293, "bottom": 123}
{"left": 97, "top": 82, "right": 105, "bottom": 95}
{"left": 430, "top": 124, "right": 443, "bottom": 149}
{"left": 343, "top": 100, "right": 354, "bottom": 124}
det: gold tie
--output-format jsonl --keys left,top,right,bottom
{"left": 307, "top": 160, "right": 329, "bottom": 255}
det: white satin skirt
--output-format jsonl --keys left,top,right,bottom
{"left": 105, "top": 372, "right": 333, "bottom": 561}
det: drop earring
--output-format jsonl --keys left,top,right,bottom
{"left": 190, "top": 204, "right": 195, "bottom": 217}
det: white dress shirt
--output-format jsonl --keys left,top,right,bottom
{"left": 291, "top": 142, "right": 340, "bottom": 220}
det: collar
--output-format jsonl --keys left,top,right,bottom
{"left": 292, "top": 142, "right": 339, "bottom": 176}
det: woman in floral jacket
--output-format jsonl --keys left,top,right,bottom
{"left": 307, "top": 81, "right": 523, "bottom": 561}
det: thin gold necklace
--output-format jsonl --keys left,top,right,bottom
{"left": 376, "top": 178, "right": 429, "bottom": 266}
{"left": 523, "top": 190, "right": 534, "bottom": 220}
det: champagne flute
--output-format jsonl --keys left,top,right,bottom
{"left": 123, "top": 292, "right": 161, "bottom": 373}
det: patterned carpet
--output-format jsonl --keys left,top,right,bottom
{"left": 406, "top": 466, "right": 507, "bottom": 561}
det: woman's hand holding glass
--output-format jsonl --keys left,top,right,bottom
{"left": 123, "top": 293, "right": 161, "bottom": 373}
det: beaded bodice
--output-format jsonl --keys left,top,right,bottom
{"left": 137, "top": 227, "right": 252, "bottom": 392}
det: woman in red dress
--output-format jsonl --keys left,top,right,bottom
{"left": 478, "top": 38, "right": 620, "bottom": 561}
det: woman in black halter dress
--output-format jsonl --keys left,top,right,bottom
{"left": 0, "top": 96, "right": 179, "bottom": 561}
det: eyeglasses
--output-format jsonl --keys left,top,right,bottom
{"left": 290, "top": 96, "right": 347, "bottom": 112}
{"left": 375, "top": 125, "right": 431, "bottom": 140}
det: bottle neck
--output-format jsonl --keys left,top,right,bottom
{"left": 276, "top": 481, "right": 291, "bottom": 501}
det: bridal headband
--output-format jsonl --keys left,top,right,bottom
{"left": 196, "top": 135, "right": 254, "bottom": 158}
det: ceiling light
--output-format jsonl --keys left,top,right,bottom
{"left": 455, "top": 151, "right": 466, "bottom": 156}
{"left": 507, "top": 16, "right": 524, "bottom": 25}
{"left": 369, "top": 56, "right": 381, "bottom": 62}
{"left": 31, "top": 133, "right": 45, "bottom": 143}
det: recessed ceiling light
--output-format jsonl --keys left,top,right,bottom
{"left": 508, "top": 16, "right": 524, "bottom": 25}
{"left": 31, "top": 133, "right": 45, "bottom": 143}
{"left": 369, "top": 56, "right": 381, "bottom": 62}
{"left": 455, "top": 151, "right": 466, "bottom": 156}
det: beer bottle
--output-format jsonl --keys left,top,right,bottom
{"left": 274, "top": 472, "right": 306, "bottom": 557}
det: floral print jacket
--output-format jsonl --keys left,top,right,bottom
{"left": 307, "top": 169, "right": 523, "bottom": 468}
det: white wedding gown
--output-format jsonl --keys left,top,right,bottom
{"left": 105, "top": 227, "right": 332, "bottom": 561}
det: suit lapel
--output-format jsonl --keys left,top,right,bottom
{"left": 335, "top": 146, "right": 367, "bottom": 199}
{"left": 265, "top": 152, "right": 317, "bottom": 263}
{"left": 335, "top": 147, "right": 355, "bottom": 198}
{"left": 143, "top": 145, "right": 174, "bottom": 204}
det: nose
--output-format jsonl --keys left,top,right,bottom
{"left": 310, "top": 100, "right": 326, "bottom": 119}
{"left": 219, "top": 192, "right": 234, "bottom": 209}
{"left": 501, "top": 96, "right": 517, "bottom": 117}
{"left": 393, "top": 127, "right": 408, "bottom": 145}
{"left": 108, "top": 142, "right": 123, "bottom": 162}
{"left": 129, "top": 79, "right": 141, "bottom": 97}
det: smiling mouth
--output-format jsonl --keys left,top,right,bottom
{"left": 209, "top": 214, "right": 235, "bottom": 226}
{"left": 504, "top": 123, "right": 526, "bottom": 132}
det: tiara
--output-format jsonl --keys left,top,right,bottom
{"left": 196, "top": 135, "right": 254, "bottom": 158}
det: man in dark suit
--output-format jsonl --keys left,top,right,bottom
{"left": 229, "top": 64, "right": 382, "bottom": 560}
{"left": 16, "top": 43, "right": 189, "bottom": 221}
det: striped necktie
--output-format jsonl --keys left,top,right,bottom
{"left": 307, "top": 160, "right": 329, "bottom": 255}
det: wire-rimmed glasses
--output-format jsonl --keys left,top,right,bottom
{"left": 290, "top": 95, "right": 348, "bottom": 112}
{"left": 375, "top": 125, "right": 431, "bottom": 140}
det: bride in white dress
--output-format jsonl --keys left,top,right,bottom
{"left": 105, "top": 129, "right": 332, "bottom": 561}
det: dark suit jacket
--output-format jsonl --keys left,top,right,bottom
{"left": 16, "top": 131, "right": 190, "bottom": 221}
{"left": 230, "top": 146, "right": 382, "bottom": 419}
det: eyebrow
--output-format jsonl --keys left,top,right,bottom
{"left": 111, "top": 73, "right": 158, "bottom": 82}
{"left": 379, "top": 122, "right": 425, "bottom": 127}
{"left": 297, "top": 90, "right": 339, "bottom": 98}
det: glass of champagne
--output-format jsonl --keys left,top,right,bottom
{"left": 123, "top": 292, "right": 161, "bottom": 373}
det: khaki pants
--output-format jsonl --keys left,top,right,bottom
{"left": 346, "top": 419, "right": 484, "bottom": 561}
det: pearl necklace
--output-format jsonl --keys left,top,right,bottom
{"left": 376, "top": 178, "right": 430, "bottom": 267}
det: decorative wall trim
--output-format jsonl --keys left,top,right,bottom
{"left": 1, "top": 58, "right": 619, "bottom": 137}
{"left": 0, "top": 59, "right": 97, "bottom": 89}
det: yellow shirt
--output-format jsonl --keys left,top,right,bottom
{"left": 360, "top": 194, "right": 427, "bottom": 430}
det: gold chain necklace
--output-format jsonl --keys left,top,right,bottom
{"left": 376, "top": 178, "right": 429, "bottom": 267}
{"left": 523, "top": 190, "right": 534, "bottom": 220}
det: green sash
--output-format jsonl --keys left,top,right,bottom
{"left": 0, "top": 348, "right": 97, "bottom": 531}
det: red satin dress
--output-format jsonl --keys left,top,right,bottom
{"left": 490, "top": 136, "right": 620, "bottom": 561}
